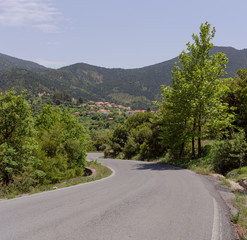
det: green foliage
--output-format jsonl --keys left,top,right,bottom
{"left": 158, "top": 22, "right": 234, "bottom": 158}
{"left": 125, "top": 111, "right": 153, "bottom": 129}
{"left": 91, "top": 133, "right": 110, "bottom": 151}
{"left": 226, "top": 166, "right": 247, "bottom": 182}
{"left": 0, "top": 91, "right": 37, "bottom": 185}
{"left": 52, "top": 91, "right": 72, "bottom": 105}
{"left": 35, "top": 105, "right": 87, "bottom": 183}
{"left": 139, "top": 141, "right": 151, "bottom": 160}
{"left": 108, "top": 93, "right": 153, "bottom": 110}
{"left": 232, "top": 193, "right": 247, "bottom": 234}
{"left": 225, "top": 68, "right": 247, "bottom": 134}
{"left": 123, "top": 136, "right": 139, "bottom": 159}
{"left": 0, "top": 91, "right": 88, "bottom": 197}
{"left": 209, "top": 130, "right": 247, "bottom": 175}
{"left": 111, "top": 125, "right": 128, "bottom": 149}
{"left": 105, "top": 112, "right": 164, "bottom": 160}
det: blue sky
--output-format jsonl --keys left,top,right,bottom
{"left": 0, "top": 0, "right": 246, "bottom": 69}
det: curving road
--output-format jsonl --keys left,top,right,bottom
{"left": 0, "top": 153, "right": 234, "bottom": 240}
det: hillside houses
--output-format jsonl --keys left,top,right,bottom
{"left": 74, "top": 100, "right": 147, "bottom": 117}
{"left": 126, "top": 110, "right": 146, "bottom": 115}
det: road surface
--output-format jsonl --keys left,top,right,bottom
{"left": 0, "top": 153, "right": 234, "bottom": 240}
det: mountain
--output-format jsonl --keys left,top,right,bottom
{"left": 0, "top": 46, "right": 247, "bottom": 109}
{"left": 211, "top": 47, "right": 247, "bottom": 76}
{"left": 0, "top": 53, "right": 47, "bottom": 74}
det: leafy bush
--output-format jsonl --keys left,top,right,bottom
{"left": 106, "top": 112, "right": 164, "bottom": 160}
{"left": 0, "top": 91, "right": 37, "bottom": 185}
{"left": 123, "top": 136, "right": 139, "bottom": 159}
{"left": 110, "top": 125, "right": 128, "bottom": 149}
{"left": 209, "top": 130, "right": 247, "bottom": 175}
{"left": 139, "top": 141, "right": 151, "bottom": 160}
{"left": 35, "top": 105, "right": 87, "bottom": 183}
{"left": 0, "top": 92, "right": 89, "bottom": 197}
{"left": 91, "top": 133, "right": 110, "bottom": 151}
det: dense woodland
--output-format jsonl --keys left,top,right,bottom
{"left": 1, "top": 22, "right": 247, "bottom": 197}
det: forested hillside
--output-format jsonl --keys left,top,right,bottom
{"left": 0, "top": 47, "right": 247, "bottom": 109}
{"left": 0, "top": 53, "right": 46, "bottom": 74}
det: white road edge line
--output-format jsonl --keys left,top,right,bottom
{"left": 211, "top": 198, "right": 222, "bottom": 240}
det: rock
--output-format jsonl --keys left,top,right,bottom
{"left": 228, "top": 171, "right": 240, "bottom": 178}
{"left": 84, "top": 167, "right": 93, "bottom": 176}
{"left": 239, "top": 177, "right": 247, "bottom": 190}
{"left": 227, "top": 179, "right": 244, "bottom": 191}
{"left": 84, "top": 167, "right": 96, "bottom": 178}
{"left": 210, "top": 173, "right": 225, "bottom": 180}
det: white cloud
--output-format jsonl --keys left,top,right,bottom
{"left": 0, "top": 0, "right": 61, "bottom": 32}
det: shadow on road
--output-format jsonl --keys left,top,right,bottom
{"left": 133, "top": 162, "right": 183, "bottom": 171}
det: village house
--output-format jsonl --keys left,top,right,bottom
{"left": 98, "top": 109, "right": 110, "bottom": 114}
{"left": 126, "top": 110, "right": 146, "bottom": 116}
{"left": 96, "top": 102, "right": 104, "bottom": 106}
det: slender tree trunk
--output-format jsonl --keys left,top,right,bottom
{"left": 179, "top": 119, "right": 187, "bottom": 159}
{"left": 198, "top": 115, "right": 202, "bottom": 158}
{"left": 192, "top": 119, "right": 196, "bottom": 159}
{"left": 192, "top": 138, "right": 195, "bottom": 159}
{"left": 179, "top": 142, "right": 185, "bottom": 158}
{"left": 3, "top": 171, "right": 10, "bottom": 185}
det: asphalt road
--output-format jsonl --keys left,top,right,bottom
{"left": 0, "top": 153, "right": 234, "bottom": 240}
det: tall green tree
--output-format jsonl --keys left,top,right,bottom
{"left": 159, "top": 22, "right": 234, "bottom": 158}
{"left": 0, "top": 91, "right": 36, "bottom": 185}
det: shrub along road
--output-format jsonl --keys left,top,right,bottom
{"left": 0, "top": 153, "right": 233, "bottom": 240}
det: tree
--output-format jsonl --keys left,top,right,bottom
{"left": 159, "top": 22, "right": 234, "bottom": 158}
{"left": 225, "top": 68, "right": 247, "bottom": 134}
{"left": 35, "top": 105, "right": 87, "bottom": 183}
{"left": 78, "top": 97, "right": 84, "bottom": 105}
{"left": 0, "top": 91, "right": 36, "bottom": 185}
{"left": 105, "top": 112, "right": 163, "bottom": 160}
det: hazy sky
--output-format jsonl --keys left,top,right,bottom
{"left": 0, "top": 0, "right": 246, "bottom": 69}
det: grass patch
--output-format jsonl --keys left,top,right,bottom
{"left": 7, "top": 194, "right": 17, "bottom": 199}
{"left": 0, "top": 161, "right": 112, "bottom": 199}
{"left": 232, "top": 212, "right": 240, "bottom": 224}
{"left": 232, "top": 193, "right": 247, "bottom": 238}
{"left": 227, "top": 168, "right": 247, "bottom": 238}
{"left": 227, "top": 166, "right": 247, "bottom": 182}
{"left": 158, "top": 154, "right": 213, "bottom": 175}
{"left": 219, "top": 178, "right": 232, "bottom": 188}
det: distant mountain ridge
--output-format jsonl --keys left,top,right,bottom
{"left": 0, "top": 53, "right": 46, "bottom": 74}
{"left": 0, "top": 46, "right": 247, "bottom": 109}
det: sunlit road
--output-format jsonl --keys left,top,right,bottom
{"left": 0, "top": 153, "right": 233, "bottom": 240}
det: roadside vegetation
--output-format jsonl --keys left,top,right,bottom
{"left": 1, "top": 21, "right": 247, "bottom": 237}
{"left": 0, "top": 91, "right": 113, "bottom": 199}
{"left": 102, "top": 22, "right": 247, "bottom": 238}
{"left": 5, "top": 160, "right": 111, "bottom": 199}
{"left": 0, "top": 91, "right": 88, "bottom": 198}
{"left": 105, "top": 23, "right": 247, "bottom": 176}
